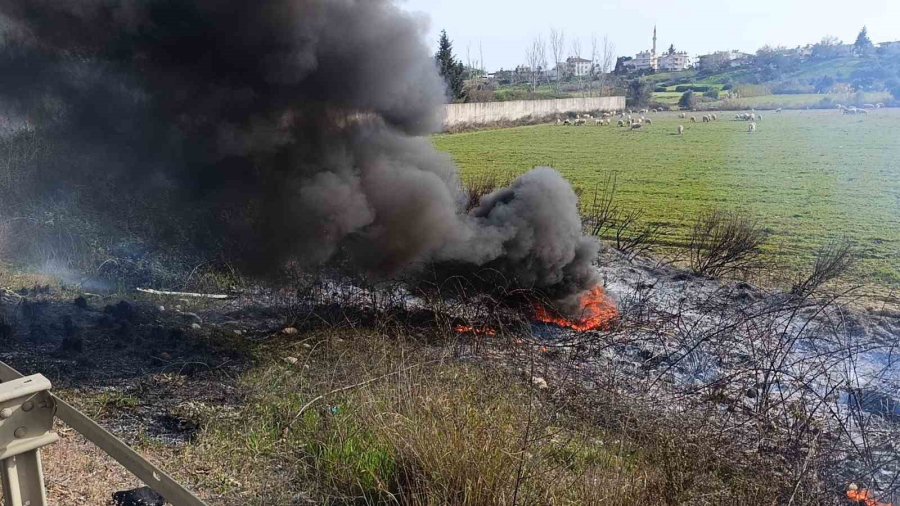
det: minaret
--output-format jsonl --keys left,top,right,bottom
{"left": 652, "top": 25, "right": 657, "bottom": 56}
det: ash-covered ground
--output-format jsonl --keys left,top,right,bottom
{"left": 1, "top": 246, "right": 898, "bottom": 501}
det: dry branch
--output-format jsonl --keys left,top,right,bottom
{"left": 136, "top": 288, "right": 232, "bottom": 299}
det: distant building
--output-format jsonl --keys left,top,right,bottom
{"left": 565, "top": 57, "right": 593, "bottom": 77}
{"left": 697, "top": 50, "right": 751, "bottom": 71}
{"left": 658, "top": 51, "right": 691, "bottom": 71}
{"left": 631, "top": 50, "right": 658, "bottom": 72}
{"left": 623, "top": 26, "right": 690, "bottom": 73}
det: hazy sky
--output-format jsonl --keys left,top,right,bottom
{"left": 398, "top": 0, "right": 900, "bottom": 71}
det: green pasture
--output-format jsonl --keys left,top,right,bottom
{"left": 434, "top": 109, "right": 900, "bottom": 289}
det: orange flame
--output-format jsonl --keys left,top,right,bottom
{"left": 533, "top": 286, "right": 619, "bottom": 332}
{"left": 454, "top": 325, "right": 497, "bottom": 337}
{"left": 848, "top": 486, "right": 893, "bottom": 506}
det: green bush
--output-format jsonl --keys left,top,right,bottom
{"left": 627, "top": 79, "right": 653, "bottom": 107}
{"left": 674, "top": 85, "right": 711, "bottom": 93}
{"left": 678, "top": 90, "right": 697, "bottom": 109}
{"left": 703, "top": 89, "right": 720, "bottom": 99}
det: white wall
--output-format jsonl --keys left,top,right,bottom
{"left": 442, "top": 96, "right": 625, "bottom": 130}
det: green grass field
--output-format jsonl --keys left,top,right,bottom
{"left": 433, "top": 109, "right": 900, "bottom": 290}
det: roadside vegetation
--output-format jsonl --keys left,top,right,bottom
{"left": 113, "top": 325, "right": 793, "bottom": 505}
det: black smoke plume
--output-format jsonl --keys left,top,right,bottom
{"left": 0, "top": 0, "right": 598, "bottom": 304}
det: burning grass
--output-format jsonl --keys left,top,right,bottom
{"left": 533, "top": 286, "right": 619, "bottom": 332}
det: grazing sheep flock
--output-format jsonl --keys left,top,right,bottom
{"left": 839, "top": 105, "right": 869, "bottom": 115}
{"left": 549, "top": 102, "right": 885, "bottom": 136}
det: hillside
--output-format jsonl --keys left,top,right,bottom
{"left": 647, "top": 53, "right": 900, "bottom": 110}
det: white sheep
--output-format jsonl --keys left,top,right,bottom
{"left": 644, "top": 118, "right": 652, "bottom": 125}
{"left": 775, "top": 108, "right": 783, "bottom": 113}
{"left": 702, "top": 115, "right": 710, "bottom": 123}
{"left": 677, "top": 125, "right": 684, "bottom": 135}
{"left": 748, "top": 122, "right": 757, "bottom": 133}
{"left": 711, "top": 113, "right": 718, "bottom": 121}
{"left": 690, "top": 116, "right": 696, "bottom": 123}
{"left": 679, "top": 112, "right": 686, "bottom": 119}
{"left": 617, "top": 119, "right": 625, "bottom": 127}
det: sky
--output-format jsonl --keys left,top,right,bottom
{"left": 398, "top": 0, "right": 900, "bottom": 71}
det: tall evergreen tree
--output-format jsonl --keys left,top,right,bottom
{"left": 854, "top": 26, "right": 874, "bottom": 56}
{"left": 435, "top": 30, "right": 464, "bottom": 101}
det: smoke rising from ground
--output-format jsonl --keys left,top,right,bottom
{"left": 0, "top": 0, "right": 598, "bottom": 304}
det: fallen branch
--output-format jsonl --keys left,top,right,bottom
{"left": 136, "top": 288, "right": 232, "bottom": 300}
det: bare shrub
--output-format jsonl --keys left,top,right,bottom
{"left": 582, "top": 173, "right": 618, "bottom": 238}
{"left": 612, "top": 209, "right": 662, "bottom": 259}
{"left": 463, "top": 171, "right": 512, "bottom": 212}
{"left": 791, "top": 239, "right": 856, "bottom": 296}
{"left": 582, "top": 174, "right": 662, "bottom": 259}
{"left": 688, "top": 209, "right": 767, "bottom": 277}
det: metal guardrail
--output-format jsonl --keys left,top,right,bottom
{"left": 0, "top": 361, "right": 208, "bottom": 506}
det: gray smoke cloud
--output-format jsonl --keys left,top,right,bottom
{"left": 0, "top": 0, "right": 598, "bottom": 304}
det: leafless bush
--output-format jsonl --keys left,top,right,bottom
{"left": 791, "top": 239, "right": 856, "bottom": 296}
{"left": 582, "top": 173, "right": 618, "bottom": 238}
{"left": 582, "top": 176, "right": 664, "bottom": 259}
{"left": 463, "top": 171, "right": 512, "bottom": 212}
{"left": 688, "top": 209, "right": 767, "bottom": 277}
{"left": 612, "top": 209, "right": 662, "bottom": 259}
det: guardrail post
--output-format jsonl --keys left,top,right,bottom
{"left": 0, "top": 374, "right": 58, "bottom": 506}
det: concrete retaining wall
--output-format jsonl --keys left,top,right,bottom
{"left": 442, "top": 96, "right": 625, "bottom": 129}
